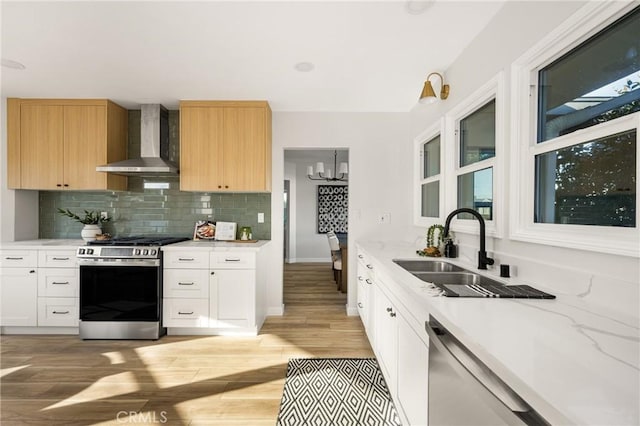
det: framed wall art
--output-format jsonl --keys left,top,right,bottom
{"left": 317, "top": 185, "right": 348, "bottom": 233}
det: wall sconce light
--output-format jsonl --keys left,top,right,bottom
{"left": 419, "top": 72, "right": 450, "bottom": 104}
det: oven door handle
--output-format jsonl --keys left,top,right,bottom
{"left": 77, "top": 259, "right": 160, "bottom": 267}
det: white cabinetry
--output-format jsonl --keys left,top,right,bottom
{"left": 37, "top": 250, "right": 78, "bottom": 327}
{"left": 397, "top": 313, "right": 429, "bottom": 425}
{"left": 356, "top": 250, "right": 375, "bottom": 341}
{"left": 373, "top": 280, "right": 399, "bottom": 396}
{"left": 162, "top": 251, "right": 210, "bottom": 328}
{"left": 0, "top": 250, "right": 38, "bottom": 326}
{"left": 162, "top": 247, "right": 262, "bottom": 334}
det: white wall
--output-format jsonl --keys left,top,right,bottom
{"left": 408, "top": 1, "right": 639, "bottom": 318}
{"left": 267, "top": 112, "right": 413, "bottom": 314}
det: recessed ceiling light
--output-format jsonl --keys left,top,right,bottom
{"left": 294, "top": 62, "right": 315, "bottom": 72}
{"left": 1, "top": 58, "right": 26, "bottom": 70}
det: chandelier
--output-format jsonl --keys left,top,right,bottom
{"left": 307, "top": 150, "right": 348, "bottom": 182}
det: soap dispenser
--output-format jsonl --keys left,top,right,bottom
{"left": 444, "top": 239, "right": 458, "bottom": 258}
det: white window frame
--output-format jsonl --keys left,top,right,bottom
{"left": 413, "top": 119, "right": 444, "bottom": 226}
{"left": 444, "top": 72, "right": 505, "bottom": 238}
{"left": 511, "top": 1, "right": 640, "bottom": 257}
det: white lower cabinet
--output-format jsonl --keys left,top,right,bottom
{"left": 210, "top": 269, "right": 254, "bottom": 328}
{"left": 360, "top": 245, "right": 429, "bottom": 426}
{"left": 374, "top": 281, "right": 399, "bottom": 397}
{"left": 163, "top": 248, "right": 260, "bottom": 334}
{"left": 397, "top": 314, "right": 429, "bottom": 426}
{"left": 163, "top": 298, "right": 210, "bottom": 327}
{"left": 37, "top": 297, "right": 78, "bottom": 327}
{"left": 0, "top": 265, "right": 38, "bottom": 326}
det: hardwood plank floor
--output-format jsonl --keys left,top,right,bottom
{"left": 0, "top": 263, "right": 373, "bottom": 425}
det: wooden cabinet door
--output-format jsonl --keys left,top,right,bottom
{"left": 180, "top": 106, "right": 224, "bottom": 191}
{"left": 20, "top": 104, "right": 64, "bottom": 189}
{"left": 223, "top": 107, "right": 268, "bottom": 191}
{"left": 64, "top": 105, "right": 107, "bottom": 190}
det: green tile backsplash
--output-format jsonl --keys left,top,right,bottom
{"left": 38, "top": 110, "right": 271, "bottom": 240}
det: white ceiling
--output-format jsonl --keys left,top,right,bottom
{"left": 1, "top": 1, "right": 505, "bottom": 112}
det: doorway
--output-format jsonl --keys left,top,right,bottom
{"left": 282, "top": 148, "right": 349, "bottom": 304}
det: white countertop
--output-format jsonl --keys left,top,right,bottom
{"left": 358, "top": 240, "right": 639, "bottom": 426}
{"left": 161, "top": 240, "right": 270, "bottom": 251}
{"left": 0, "top": 239, "right": 84, "bottom": 250}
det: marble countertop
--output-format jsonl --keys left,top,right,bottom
{"left": 0, "top": 239, "right": 84, "bottom": 250}
{"left": 161, "top": 240, "right": 270, "bottom": 251}
{"left": 357, "top": 240, "right": 639, "bottom": 426}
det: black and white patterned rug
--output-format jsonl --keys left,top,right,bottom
{"left": 276, "top": 358, "right": 402, "bottom": 426}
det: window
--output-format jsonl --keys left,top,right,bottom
{"left": 420, "top": 135, "right": 441, "bottom": 218}
{"left": 457, "top": 100, "right": 496, "bottom": 222}
{"left": 512, "top": 1, "right": 639, "bottom": 256}
{"left": 414, "top": 122, "right": 443, "bottom": 225}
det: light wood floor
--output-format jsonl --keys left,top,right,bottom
{"left": 0, "top": 263, "right": 373, "bottom": 425}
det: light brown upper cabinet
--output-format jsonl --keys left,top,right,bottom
{"left": 7, "top": 99, "right": 128, "bottom": 191}
{"left": 179, "top": 101, "right": 272, "bottom": 192}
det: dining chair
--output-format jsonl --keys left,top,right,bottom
{"left": 326, "top": 231, "right": 343, "bottom": 291}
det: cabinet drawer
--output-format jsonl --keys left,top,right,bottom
{"left": 37, "top": 297, "right": 78, "bottom": 327}
{"left": 163, "top": 298, "right": 209, "bottom": 327}
{"left": 210, "top": 252, "right": 255, "bottom": 269}
{"left": 164, "top": 269, "right": 210, "bottom": 298}
{"left": 38, "top": 268, "right": 79, "bottom": 297}
{"left": 163, "top": 251, "right": 209, "bottom": 269}
{"left": 38, "top": 250, "right": 77, "bottom": 268}
{"left": 0, "top": 250, "right": 38, "bottom": 268}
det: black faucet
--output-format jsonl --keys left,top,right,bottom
{"left": 443, "top": 208, "right": 494, "bottom": 270}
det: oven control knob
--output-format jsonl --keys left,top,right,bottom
{"left": 134, "top": 249, "right": 141, "bottom": 255}
{"left": 78, "top": 248, "right": 85, "bottom": 255}
{"left": 87, "top": 249, "right": 94, "bottom": 255}
{"left": 150, "top": 249, "right": 157, "bottom": 255}
{"left": 143, "top": 249, "right": 149, "bottom": 255}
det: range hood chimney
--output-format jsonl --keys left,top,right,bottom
{"left": 96, "top": 104, "right": 178, "bottom": 176}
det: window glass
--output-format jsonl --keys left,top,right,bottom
{"left": 538, "top": 7, "right": 640, "bottom": 143}
{"left": 535, "top": 129, "right": 636, "bottom": 226}
{"left": 457, "top": 167, "right": 493, "bottom": 220}
{"left": 421, "top": 182, "right": 439, "bottom": 218}
{"left": 423, "top": 135, "right": 440, "bottom": 178}
{"left": 460, "top": 100, "right": 496, "bottom": 167}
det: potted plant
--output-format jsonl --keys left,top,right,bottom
{"left": 417, "top": 224, "right": 445, "bottom": 257}
{"left": 57, "top": 208, "right": 111, "bottom": 241}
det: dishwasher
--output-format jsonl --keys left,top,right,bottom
{"left": 425, "top": 316, "right": 549, "bottom": 425}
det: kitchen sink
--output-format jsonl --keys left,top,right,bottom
{"left": 393, "top": 259, "right": 466, "bottom": 273}
{"left": 412, "top": 272, "right": 504, "bottom": 287}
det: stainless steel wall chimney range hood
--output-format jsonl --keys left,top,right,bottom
{"left": 96, "top": 104, "right": 178, "bottom": 176}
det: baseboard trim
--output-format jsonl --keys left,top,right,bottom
{"left": 346, "top": 305, "right": 359, "bottom": 316}
{"left": 267, "top": 304, "right": 285, "bottom": 316}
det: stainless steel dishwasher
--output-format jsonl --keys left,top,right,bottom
{"left": 425, "top": 316, "right": 549, "bottom": 425}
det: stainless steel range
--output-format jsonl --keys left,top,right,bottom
{"left": 76, "top": 236, "right": 188, "bottom": 340}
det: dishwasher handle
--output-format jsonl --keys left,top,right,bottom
{"left": 425, "top": 320, "right": 531, "bottom": 413}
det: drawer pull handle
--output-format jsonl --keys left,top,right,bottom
{"left": 211, "top": 271, "right": 215, "bottom": 275}
{"left": 365, "top": 279, "right": 372, "bottom": 285}
{"left": 224, "top": 258, "right": 241, "bottom": 262}
{"left": 52, "top": 257, "right": 70, "bottom": 261}
{"left": 178, "top": 258, "right": 195, "bottom": 261}
{"left": 52, "top": 281, "right": 70, "bottom": 285}
{"left": 386, "top": 307, "right": 393, "bottom": 312}
{"left": 358, "top": 254, "right": 364, "bottom": 259}
{"left": 366, "top": 264, "right": 373, "bottom": 269}
{"left": 358, "top": 276, "right": 364, "bottom": 281}
{"left": 358, "top": 302, "right": 364, "bottom": 308}
{"left": 178, "top": 311, "right": 194, "bottom": 315}
{"left": 5, "top": 257, "right": 24, "bottom": 260}
{"left": 178, "top": 282, "right": 195, "bottom": 286}
{"left": 390, "top": 312, "right": 396, "bottom": 318}
{"left": 53, "top": 310, "right": 69, "bottom": 315}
